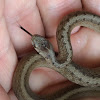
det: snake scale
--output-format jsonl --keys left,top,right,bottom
{"left": 13, "top": 11, "right": 100, "bottom": 100}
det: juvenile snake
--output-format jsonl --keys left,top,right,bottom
{"left": 13, "top": 11, "right": 100, "bottom": 100}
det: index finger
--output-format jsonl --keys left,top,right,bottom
{"left": 0, "top": 0, "right": 17, "bottom": 92}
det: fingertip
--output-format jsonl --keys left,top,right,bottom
{"left": 82, "top": 0, "right": 100, "bottom": 15}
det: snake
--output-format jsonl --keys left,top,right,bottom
{"left": 12, "top": 11, "right": 100, "bottom": 100}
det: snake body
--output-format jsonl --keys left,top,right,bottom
{"left": 13, "top": 11, "right": 100, "bottom": 100}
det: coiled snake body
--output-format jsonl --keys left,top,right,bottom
{"left": 13, "top": 12, "right": 100, "bottom": 100}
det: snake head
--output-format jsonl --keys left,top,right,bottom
{"left": 31, "top": 35, "right": 54, "bottom": 61}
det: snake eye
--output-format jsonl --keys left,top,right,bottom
{"left": 41, "top": 43, "right": 45, "bottom": 47}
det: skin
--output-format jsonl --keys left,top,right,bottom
{"left": 13, "top": 12, "right": 100, "bottom": 100}
{"left": 0, "top": 0, "right": 100, "bottom": 100}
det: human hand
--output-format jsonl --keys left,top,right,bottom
{"left": 0, "top": 0, "right": 100, "bottom": 100}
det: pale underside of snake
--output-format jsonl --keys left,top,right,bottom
{"left": 13, "top": 11, "right": 100, "bottom": 100}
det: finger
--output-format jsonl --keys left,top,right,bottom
{"left": 0, "top": 85, "right": 10, "bottom": 100}
{"left": 82, "top": 0, "right": 100, "bottom": 15}
{"left": 8, "top": 70, "right": 72, "bottom": 99}
{"left": 29, "top": 68, "right": 71, "bottom": 93}
{"left": 71, "top": 0, "right": 100, "bottom": 67}
{"left": 0, "top": 0, "right": 17, "bottom": 92}
{"left": 37, "top": 0, "right": 82, "bottom": 51}
{"left": 5, "top": 0, "right": 45, "bottom": 56}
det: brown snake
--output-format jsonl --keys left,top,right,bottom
{"left": 13, "top": 11, "right": 100, "bottom": 100}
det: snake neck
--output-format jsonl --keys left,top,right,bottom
{"left": 48, "top": 48, "right": 69, "bottom": 67}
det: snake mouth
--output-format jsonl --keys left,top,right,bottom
{"left": 31, "top": 40, "right": 35, "bottom": 47}
{"left": 31, "top": 41, "right": 39, "bottom": 52}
